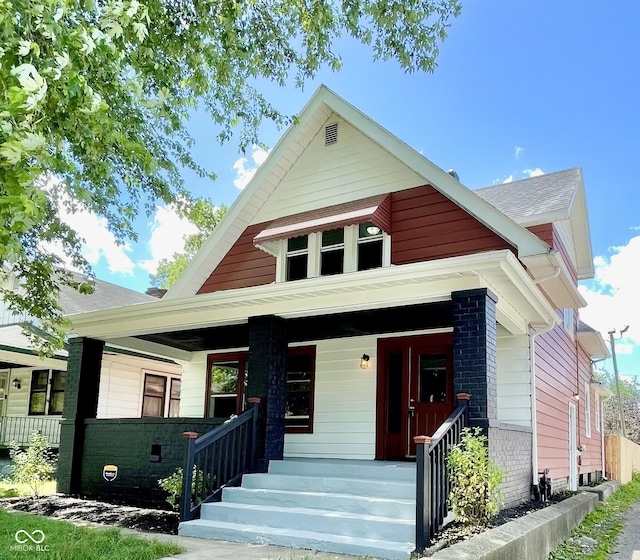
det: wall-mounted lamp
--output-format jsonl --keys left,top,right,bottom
{"left": 366, "top": 226, "right": 381, "bottom": 236}
{"left": 573, "top": 392, "right": 580, "bottom": 401}
{"left": 12, "top": 378, "right": 21, "bottom": 390}
{"left": 360, "top": 354, "right": 370, "bottom": 369}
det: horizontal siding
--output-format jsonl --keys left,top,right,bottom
{"left": 496, "top": 334, "right": 531, "bottom": 426}
{"left": 5, "top": 368, "right": 33, "bottom": 416}
{"left": 97, "top": 355, "right": 181, "bottom": 419}
{"left": 179, "top": 355, "right": 208, "bottom": 417}
{"left": 254, "top": 114, "right": 425, "bottom": 223}
{"left": 198, "top": 223, "right": 276, "bottom": 294}
{"left": 284, "top": 335, "right": 377, "bottom": 460}
{"left": 391, "top": 186, "right": 515, "bottom": 265}
{"left": 535, "top": 310, "right": 602, "bottom": 480}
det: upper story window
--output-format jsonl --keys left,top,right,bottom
{"left": 562, "top": 308, "right": 575, "bottom": 338}
{"left": 277, "top": 224, "right": 390, "bottom": 282}
{"left": 358, "top": 222, "right": 383, "bottom": 271}
{"left": 286, "top": 236, "right": 309, "bottom": 281}
{"left": 321, "top": 229, "right": 345, "bottom": 276}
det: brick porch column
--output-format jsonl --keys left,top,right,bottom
{"left": 57, "top": 337, "right": 104, "bottom": 494}
{"left": 247, "top": 315, "right": 287, "bottom": 472}
{"left": 452, "top": 288, "right": 498, "bottom": 428}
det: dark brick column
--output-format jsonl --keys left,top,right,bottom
{"left": 452, "top": 289, "right": 498, "bottom": 428}
{"left": 57, "top": 337, "right": 105, "bottom": 494}
{"left": 247, "top": 315, "right": 287, "bottom": 472}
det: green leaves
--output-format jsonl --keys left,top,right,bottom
{"left": 1, "top": 0, "right": 460, "bottom": 353}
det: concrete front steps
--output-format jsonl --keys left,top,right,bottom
{"left": 179, "top": 458, "right": 417, "bottom": 560}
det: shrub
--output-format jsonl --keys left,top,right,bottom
{"left": 448, "top": 427, "right": 504, "bottom": 530}
{"left": 9, "top": 431, "right": 56, "bottom": 498}
{"left": 158, "top": 466, "right": 216, "bottom": 510}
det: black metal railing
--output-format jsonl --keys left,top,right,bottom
{"left": 0, "top": 416, "right": 62, "bottom": 447}
{"left": 180, "top": 401, "right": 260, "bottom": 521}
{"left": 415, "top": 394, "right": 470, "bottom": 553}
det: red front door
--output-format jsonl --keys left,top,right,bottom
{"left": 377, "top": 334, "right": 453, "bottom": 460}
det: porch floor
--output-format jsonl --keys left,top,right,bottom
{"left": 179, "top": 458, "right": 417, "bottom": 560}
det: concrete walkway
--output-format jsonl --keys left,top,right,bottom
{"left": 117, "top": 527, "right": 366, "bottom": 560}
{"left": 609, "top": 501, "right": 640, "bottom": 560}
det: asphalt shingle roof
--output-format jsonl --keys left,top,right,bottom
{"left": 475, "top": 168, "right": 581, "bottom": 224}
{"left": 58, "top": 271, "right": 156, "bottom": 316}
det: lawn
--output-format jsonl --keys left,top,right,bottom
{"left": 0, "top": 479, "right": 57, "bottom": 498}
{"left": 550, "top": 473, "right": 640, "bottom": 560}
{"left": 0, "top": 510, "right": 182, "bottom": 559}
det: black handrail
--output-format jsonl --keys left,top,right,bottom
{"left": 415, "top": 395, "right": 470, "bottom": 553}
{"left": 180, "top": 402, "right": 260, "bottom": 521}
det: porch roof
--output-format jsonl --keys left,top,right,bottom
{"left": 69, "top": 250, "right": 558, "bottom": 360}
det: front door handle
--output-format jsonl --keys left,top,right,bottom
{"left": 408, "top": 398, "right": 416, "bottom": 418}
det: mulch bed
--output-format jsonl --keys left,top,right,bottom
{"left": 0, "top": 494, "right": 179, "bottom": 534}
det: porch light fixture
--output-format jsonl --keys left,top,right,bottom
{"left": 366, "top": 226, "right": 381, "bottom": 236}
{"left": 360, "top": 354, "right": 370, "bottom": 369}
{"left": 12, "top": 378, "right": 21, "bottom": 390}
{"left": 573, "top": 392, "right": 580, "bottom": 401}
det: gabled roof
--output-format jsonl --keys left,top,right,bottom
{"left": 475, "top": 169, "right": 594, "bottom": 279}
{"left": 58, "top": 272, "right": 156, "bottom": 316}
{"left": 166, "top": 85, "right": 551, "bottom": 300}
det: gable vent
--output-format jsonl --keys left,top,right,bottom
{"left": 325, "top": 123, "right": 338, "bottom": 146}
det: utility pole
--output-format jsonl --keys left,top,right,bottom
{"left": 608, "top": 326, "right": 629, "bottom": 439}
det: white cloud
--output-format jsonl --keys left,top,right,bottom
{"left": 502, "top": 175, "right": 514, "bottom": 184}
{"left": 41, "top": 180, "right": 135, "bottom": 275}
{"left": 524, "top": 168, "right": 545, "bottom": 178}
{"left": 232, "top": 146, "right": 269, "bottom": 190}
{"left": 514, "top": 146, "right": 524, "bottom": 160}
{"left": 579, "top": 235, "right": 640, "bottom": 349}
{"left": 137, "top": 205, "right": 199, "bottom": 274}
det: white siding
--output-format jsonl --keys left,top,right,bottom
{"left": 179, "top": 353, "right": 208, "bottom": 417}
{"left": 496, "top": 333, "right": 532, "bottom": 427}
{"left": 252, "top": 113, "right": 424, "bottom": 224}
{"left": 284, "top": 336, "right": 377, "bottom": 460}
{"left": 5, "top": 367, "right": 32, "bottom": 416}
{"left": 97, "top": 354, "right": 181, "bottom": 419}
{"left": 555, "top": 220, "right": 578, "bottom": 273}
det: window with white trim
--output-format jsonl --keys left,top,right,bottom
{"left": 595, "top": 392, "right": 601, "bottom": 433}
{"left": 563, "top": 308, "right": 575, "bottom": 338}
{"left": 278, "top": 224, "right": 390, "bottom": 282}
{"left": 585, "top": 381, "right": 591, "bottom": 438}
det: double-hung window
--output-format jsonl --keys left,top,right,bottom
{"left": 320, "top": 229, "right": 345, "bottom": 276}
{"left": 29, "top": 369, "right": 66, "bottom": 415}
{"left": 357, "top": 222, "right": 384, "bottom": 271}
{"left": 286, "top": 236, "right": 309, "bottom": 281}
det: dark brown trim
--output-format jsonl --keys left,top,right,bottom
{"left": 376, "top": 333, "right": 453, "bottom": 460}
{"left": 285, "top": 345, "right": 316, "bottom": 434}
{"left": 205, "top": 351, "right": 248, "bottom": 418}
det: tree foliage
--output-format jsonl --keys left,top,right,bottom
{"left": 596, "top": 369, "right": 640, "bottom": 444}
{"left": 150, "top": 198, "right": 227, "bottom": 289}
{"left": 1, "top": 0, "right": 461, "bottom": 350}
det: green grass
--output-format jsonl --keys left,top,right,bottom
{"left": 550, "top": 474, "right": 640, "bottom": 560}
{"left": 0, "top": 510, "right": 183, "bottom": 559}
{"left": 0, "top": 479, "right": 57, "bottom": 498}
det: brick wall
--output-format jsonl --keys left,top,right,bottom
{"left": 77, "top": 418, "right": 223, "bottom": 503}
{"left": 488, "top": 422, "right": 533, "bottom": 506}
{"left": 452, "top": 289, "right": 498, "bottom": 427}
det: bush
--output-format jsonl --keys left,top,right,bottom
{"left": 9, "top": 431, "right": 56, "bottom": 498}
{"left": 448, "top": 427, "right": 504, "bottom": 529}
{"left": 158, "top": 466, "right": 216, "bottom": 510}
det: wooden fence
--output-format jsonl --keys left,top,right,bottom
{"left": 605, "top": 435, "right": 640, "bottom": 484}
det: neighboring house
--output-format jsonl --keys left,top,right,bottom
{"left": 0, "top": 272, "right": 182, "bottom": 449}
{"left": 58, "top": 86, "right": 609, "bottom": 558}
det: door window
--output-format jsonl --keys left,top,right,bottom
{"left": 418, "top": 354, "right": 447, "bottom": 403}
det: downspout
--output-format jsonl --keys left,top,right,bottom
{"left": 529, "top": 319, "right": 556, "bottom": 495}
{"left": 529, "top": 253, "right": 561, "bottom": 493}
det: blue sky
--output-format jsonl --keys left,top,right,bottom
{"left": 79, "top": 1, "right": 640, "bottom": 379}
